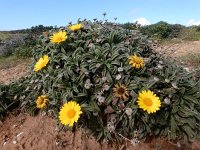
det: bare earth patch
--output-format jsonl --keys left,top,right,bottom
{"left": 156, "top": 40, "right": 200, "bottom": 78}
{"left": 0, "top": 60, "right": 30, "bottom": 84}
{"left": 156, "top": 40, "right": 200, "bottom": 58}
{"left": 1, "top": 113, "right": 198, "bottom": 150}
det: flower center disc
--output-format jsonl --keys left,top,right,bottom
{"left": 143, "top": 98, "right": 153, "bottom": 106}
{"left": 38, "top": 99, "right": 44, "bottom": 105}
{"left": 67, "top": 109, "right": 76, "bottom": 118}
{"left": 134, "top": 58, "right": 142, "bottom": 64}
{"left": 57, "top": 37, "right": 63, "bottom": 42}
{"left": 118, "top": 87, "right": 125, "bottom": 95}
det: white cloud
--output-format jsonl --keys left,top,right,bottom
{"left": 188, "top": 19, "right": 200, "bottom": 26}
{"left": 133, "top": 17, "right": 151, "bottom": 26}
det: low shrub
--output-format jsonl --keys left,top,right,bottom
{"left": 0, "top": 80, "right": 26, "bottom": 120}
{"left": 14, "top": 20, "right": 200, "bottom": 143}
{"left": 140, "top": 21, "right": 185, "bottom": 39}
{"left": 195, "top": 25, "right": 200, "bottom": 32}
{"left": 13, "top": 34, "right": 37, "bottom": 58}
{"left": 0, "top": 34, "right": 26, "bottom": 57}
{"left": 13, "top": 45, "right": 32, "bottom": 58}
{"left": 30, "top": 25, "right": 53, "bottom": 35}
{"left": 181, "top": 27, "right": 200, "bottom": 41}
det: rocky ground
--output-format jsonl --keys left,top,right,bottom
{"left": 0, "top": 41, "right": 200, "bottom": 150}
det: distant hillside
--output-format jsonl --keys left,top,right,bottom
{"left": 2, "top": 22, "right": 200, "bottom": 41}
{"left": 122, "top": 21, "right": 200, "bottom": 41}
{"left": 0, "top": 25, "right": 53, "bottom": 34}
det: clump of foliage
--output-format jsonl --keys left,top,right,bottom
{"left": 180, "top": 27, "right": 200, "bottom": 41}
{"left": 0, "top": 34, "right": 26, "bottom": 56}
{"left": 29, "top": 25, "right": 54, "bottom": 35}
{"left": 0, "top": 25, "right": 53, "bottom": 58}
{"left": 5, "top": 25, "right": 53, "bottom": 35}
{"left": 140, "top": 21, "right": 185, "bottom": 39}
{"left": 14, "top": 25, "right": 54, "bottom": 58}
{"left": 13, "top": 34, "right": 37, "bottom": 58}
{"left": 122, "top": 22, "right": 200, "bottom": 41}
{"left": 2, "top": 20, "right": 200, "bottom": 144}
{"left": 121, "top": 22, "right": 139, "bottom": 30}
{"left": 13, "top": 46, "right": 33, "bottom": 58}
{"left": 0, "top": 80, "right": 26, "bottom": 120}
{"left": 195, "top": 25, "right": 200, "bottom": 32}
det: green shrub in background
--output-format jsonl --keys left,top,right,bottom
{"left": 121, "top": 22, "right": 139, "bottom": 30}
{"left": 4, "top": 25, "right": 54, "bottom": 35}
{"left": 140, "top": 21, "right": 185, "bottom": 39}
{"left": 29, "top": 25, "right": 53, "bottom": 35}
{"left": 0, "top": 25, "right": 53, "bottom": 58}
{"left": 0, "top": 34, "right": 26, "bottom": 57}
{"left": 195, "top": 25, "right": 200, "bottom": 32}
{"left": 142, "top": 21, "right": 172, "bottom": 39}
{"left": 123, "top": 21, "right": 200, "bottom": 41}
{"left": 13, "top": 34, "right": 36, "bottom": 58}
{"left": 1, "top": 20, "right": 200, "bottom": 144}
{"left": 14, "top": 46, "right": 32, "bottom": 58}
{"left": 179, "top": 27, "right": 200, "bottom": 41}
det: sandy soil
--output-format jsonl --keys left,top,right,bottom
{"left": 156, "top": 40, "right": 200, "bottom": 58}
{"left": 1, "top": 113, "right": 198, "bottom": 150}
{"left": 156, "top": 40, "right": 200, "bottom": 79}
{"left": 0, "top": 61, "right": 30, "bottom": 84}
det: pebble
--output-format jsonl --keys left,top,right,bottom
{"left": 55, "top": 126, "right": 59, "bottom": 131}
{"left": 13, "top": 125, "right": 17, "bottom": 129}
{"left": 16, "top": 132, "right": 24, "bottom": 141}
{"left": 16, "top": 132, "right": 23, "bottom": 137}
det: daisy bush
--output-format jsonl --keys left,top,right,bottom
{"left": 16, "top": 20, "right": 200, "bottom": 143}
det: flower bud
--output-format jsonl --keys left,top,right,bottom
{"left": 116, "top": 74, "right": 121, "bottom": 80}
{"left": 125, "top": 108, "right": 133, "bottom": 116}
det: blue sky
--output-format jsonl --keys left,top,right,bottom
{"left": 1, "top": 0, "right": 200, "bottom": 30}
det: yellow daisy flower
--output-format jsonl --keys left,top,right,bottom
{"left": 113, "top": 83, "right": 129, "bottom": 100}
{"left": 50, "top": 31, "right": 67, "bottom": 44}
{"left": 128, "top": 54, "right": 144, "bottom": 69}
{"left": 59, "top": 101, "right": 82, "bottom": 127}
{"left": 36, "top": 95, "right": 48, "bottom": 109}
{"left": 69, "top": 23, "right": 82, "bottom": 31}
{"left": 34, "top": 55, "right": 49, "bottom": 72}
{"left": 137, "top": 90, "right": 161, "bottom": 114}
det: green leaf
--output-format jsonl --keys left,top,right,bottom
{"left": 183, "top": 95, "right": 199, "bottom": 105}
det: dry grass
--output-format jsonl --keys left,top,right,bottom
{"left": 0, "top": 56, "right": 31, "bottom": 70}
{"left": 181, "top": 52, "right": 200, "bottom": 66}
{"left": 179, "top": 28, "right": 200, "bottom": 41}
{"left": 0, "top": 32, "right": 11, "bottom": 40}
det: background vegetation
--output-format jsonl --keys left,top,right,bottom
{"left": 1, "top": 22, "right": 200, "bottom": 60}
{"left": 122, "top": 21, "right": 200, "bottom": 41}
{"left": 0, "top": 25, "right": 53, "bottom": 58}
